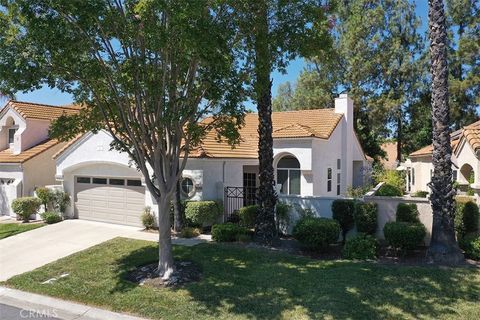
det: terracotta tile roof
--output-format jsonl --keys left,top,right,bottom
{"left": 0, "top": 139, "right": 61, "bottom": 163}
{"left": 462, "top": 125, "right": 480, "bottom": 153}
{"left": 410, "top": 139, "right": 460, "bottom": 157}
{"left": 380, "top": 142, "right": 398, "bottom": 169}
{"left": 190, "top": 109, "right": 343, "bottom": 158}
{"left": 2, "top": 100, "right": 80, "bottom": 121}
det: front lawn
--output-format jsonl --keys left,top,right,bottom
{"left": 0, "top": 223, "right": 44, "bottom": 239}
{"left": 5, "top": 238, "right": 480, "bottom": 320}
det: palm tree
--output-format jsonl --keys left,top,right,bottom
{"left": 426, "top": 0, "right": 464, "bottom": 264}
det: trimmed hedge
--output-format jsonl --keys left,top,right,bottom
{"left": 458, "top": 233, "right": 480, "bottom": 260}
{"left": 396, "top": 203, "right": 420, "bottom": 223}
{"left": 331, "top": 199, "right": 355, "bottom": 242}
{"left": 412, "top": 191, "right": 428, "bottom": 198}
{"left": 383, "top": 222, "right": 426, "bottom": 253}
{"left": 455, "top": 201, "right": 479, "bottom": 238}
{"left": 342, "top": 233, "right": 378, "bottom": 260}
{"left": 292, "top": 217, "right": 340, "bottom": 250}
{"left": 211, "top": 223, "right": 247, "bottom": 242}
{"left": 40, "top": 211, "right": 62, "bottom": 224}
{"left": 185, "top": 201, "right": 221, "bottom": 226}
{"left": 11, "top": 197, "right": 41, "bottom": 222}
{"left": 354, "top": 202, "right": 377, "bottom": 235}
{"left": 376, "top": 184, "right": 403, "bottom": 196}
{"left": 238, "top": 205, "right": 258, "bottom": 228}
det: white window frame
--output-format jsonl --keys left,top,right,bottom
{"left": 8, "top": 126, "right": 18, "bottom": 145}
{"left": 276, "top": 156, "right": 301, "bottom": 195}
{"left": 327, "top": 168, "right": 332, "bottom": 192}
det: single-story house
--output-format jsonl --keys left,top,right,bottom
{"left": 53, "top": 94, "right": 370, "bottom": 227}
{"left": 0, "top": 101, "right": 79, "bottom": 216}
{"left": 406, "top": 120, "right": 480, "bottom": 198}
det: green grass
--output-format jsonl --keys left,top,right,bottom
{"left": 0, "top": 223, "right": 44, "bottom": 239}
{"left": 5, "top": 238, "right": 480, "bottom": 320}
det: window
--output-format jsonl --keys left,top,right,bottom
{"left": 127, "top": 179, "right": 142, "bottom": 187}
{"left": 77, "top": 177, "right": 91, "bottom": 184}
{"left": 8, "top": 128, "right": 17, "bottom": 144}
{"left": 181, "top": 177, "right": 195, "bottom": 198}
{"left": 243, "top": 172, "right": 257, "bottom": 206}
{"left": 109, "top": 178, "right": 125, "bottom": 186}
{"left": 337, "top": 173, "right": 341, "bottom": 195}
{"left": 92, "top": 178, "right": 107, "bottom": 184}
{"left": 337, "top": 159, "right": 341, "bottom": 170}
{"left": 412, "top": 168, "right": 415, "bottom": 185}
{"left": 327, "top": 168, "right": 332, "bottom": 192}
{"left": 276, "top": 156, "right": 301, "bottom": 195}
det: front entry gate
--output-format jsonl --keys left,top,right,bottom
{"left": 223, "top": 186, "right": 258, "bottom": 220}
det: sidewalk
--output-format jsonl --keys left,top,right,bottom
{"left": 0, "top": 286, "right": 149, "bottom": 320}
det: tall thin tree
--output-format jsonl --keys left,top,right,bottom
{"left": 426, "top": 0, "right": 464, "bottom": 264}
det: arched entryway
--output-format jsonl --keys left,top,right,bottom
{"left": 276, "top": 155, "right": 301, "bottom": 195}
{"left": 460, "top": 163, "right": 474, "bottom": 184}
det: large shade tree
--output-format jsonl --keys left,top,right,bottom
{"left": 233, "top": 0, "right": 333, "bottom": 243}
{"left": 426, "top": 0, "right": 464, "bottom": 264}
{"left": 0, "top": 0, "right": 245, "bottom": 279}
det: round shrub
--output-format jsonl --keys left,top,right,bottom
{"left": 185, "top": 201, "right": 221, "bottom": 226}
{"left": 40, "top": 211, "right": 62, "bottom": 224}
{"left": 455, "top": 201, "right": 479, "bottom": 237}
{"left": 238, "top": 205, "right": 258, "bottom": 228}
{"left": 35, "top": 187, "right": 54, "bottom": 211}
{"left": 458, "top": 233, "right": 480, "bottom": 260}
{"left": 292, "top": 217, "right": 340, "bottom": 250}
{"left": 11, "top": 197, "right": 42, "bottom": 222}
{"left": 211, "top": 223, "right": 247, "bottom": 242}
{"left": 141, "top": 207, "right": 156, "bottom": 230}
{"left": 331, "top": 199, "right": 355, "bottom": 242}
{"left": 376, "top": 184, "right": 403, "bottom": 196}
{"left": 355, "top": 202, "right": 377, "bottom": 235}
{"left": 396, "top": 203, "right": 420, "bottom": 223}
{"left": 180, "top": 227, "right": 201, "bottom": 238}
{"left": 342, "top": 233, "right": 378, "bottom": 260}
{"left": 383, "top": 222, "right": 426, "bottom": 253}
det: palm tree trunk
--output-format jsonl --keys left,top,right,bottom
{"left": 426, "top": 0, "right": 464, "bottom": 264}
{"left": 253, "top": 0, "right": 277, "bottom": 244}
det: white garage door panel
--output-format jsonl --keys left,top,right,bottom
{"left": 75, "top": 177, "right": 145, "bottom": 227}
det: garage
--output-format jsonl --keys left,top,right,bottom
{"left": 74, "top": 176, "right": 145, "bottom": 227}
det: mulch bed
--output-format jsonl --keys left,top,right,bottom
{"left": 125, "top": 260, "right": 202, "bottom": 288}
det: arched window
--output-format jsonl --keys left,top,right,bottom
{"left": 6, "top": 119, "right": 17, "bottom": 144}
{"left": 276, "top": 155, "right": 301, "bottom": 195}
{"left": 181, "top": 177, "right": 195, "bottom": 198}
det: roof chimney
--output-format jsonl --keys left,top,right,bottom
{"left": 335, "top": 93, "right": 354, "bottom": 129}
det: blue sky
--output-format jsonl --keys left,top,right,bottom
{"left": 13, "top": 1, "right": 430, "bottom": 109}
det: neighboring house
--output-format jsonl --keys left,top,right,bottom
{"left": 407, "top": 120, "right": 480, "bottom": 197}
{"left": 53, "top": 94, "right": 370, "bottom": 227}
{"left": 380, "top": 141, "right": 399, "bottom": 170}
{"left": 0, "top": 101, "right": 80, "bottom": 216}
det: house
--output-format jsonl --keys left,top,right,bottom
{"left": 0, "top": 101, "right": 80, "bottom": 216}
{"left": 406, "top": 120, "right": 480, "bottom": 198}
{"left": 53, "top": 94, "right": 369, "bottom": 227}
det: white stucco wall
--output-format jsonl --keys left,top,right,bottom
{"left": 0, "top": 108, "right": 25, "bottom": 154}
{"left": 0, "top": 164, "right": 23, "bottom": 217}
{"left": 409, "top": 156, "right": 433, "bottom": 193}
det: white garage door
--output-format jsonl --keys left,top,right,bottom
{"left": 74, "top": 176, "right": 145, "bottom": 227}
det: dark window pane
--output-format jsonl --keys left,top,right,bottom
{"left": 327, "top": 168, "right": 332, "bottom": 179}
{"left": 337, "top": 184, "right": 341, "bottom": 195}
{"left": 337, "top": 159, "right": 341, "bottom": 170}
{"left": 109, "top": 179, "right": 125, "bottom": 186}
{"left": 181, "top": 178, "right": 194, "bottom": 196}
{"left": 92, "top": 178, "right": 107, "bottom": 184}
{"left": 8, "top": 128, "right": 16, "bottom": 144}
{"left": 289, "top": 170, "right": 301, "bottom": 195}
{"left": 277, "top": 156, "right": 300, "bottom": 169}
{"left": 127, "top": 179, "right": 142, "bottom": 187}
{"left": 327, "top": 180, "right": 332, "bottom": 192}
{"left": 77, "top": 177, "right": 91, "bottom": 184}
{"left": 277, "top": 170, "right": 288, "bottom": 194}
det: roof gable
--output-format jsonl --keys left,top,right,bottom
{"left": 1, "top": 100, "right": 80, "bottom": 121}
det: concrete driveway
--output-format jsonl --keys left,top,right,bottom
{"left": 0, "top": 219, "right": 209, "bottom": 282}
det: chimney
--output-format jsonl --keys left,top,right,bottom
{"left": 334, "top": 93, "right": 354, "bottom": 129}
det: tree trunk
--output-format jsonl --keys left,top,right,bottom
{"left": 253, "top": 0, "right": 277, "bottom": 244}
{"left": 396, "top": 113, "right": 402, "bottom": 164}
{"left": 426, "top": 0, "right": 464, "bottom": 265}
{"left": 173, "top": 180, "right": 184, "bottom": 232}
{"left": 157, "top": 197, "right": 175, "bottom": 279}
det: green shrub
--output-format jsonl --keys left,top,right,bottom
{"left": 141, "top": 207, "right": 156, "bottom": 230}
{"left": 383, "top": 222, "right": 426, "bottom": 253}
{"left": 35, "top": 187, "right": 54, "bottom": 211}
{"left": 292, "top": 217, "right": 340, "bottom": 250}
{"left": 342, "top": 233, "right": 378, "bottom": 260}
{"left": 455, "top": 201, "right": 479, "bottom": 238}
{"left": 40, "top": 211, "right": 62, "bottom": 224}
{"left": 275, "top": 202, "right": 290, "bottom": 232}
{"left": 180, "top": 227, "right": 201, "bottom": 238}
{"left": 376, "top": 184, "right": 403, "bottom": 196}
{"left": 331, "top": 199, "right": 356, "bottom": 242}
{"left": 238, "top": 205, "right": 258, "bottom": 228}
{"left": 396, "top": 203, "right": 420, "bottom": 223}
{"left": 185, "top": 201, "right": 221, "bottom": 226}
{"left": 237, "top": 233, "right": 252, "bottom": 243}
{"left": 355, "top": 202, "right": 377, "bottom": 235}
{"left": 11, "top": 197, "right": 41, "bottom": 222}
{"left": 458, "top": 233, "right": 480, "bottom": 260}
{"left": 412, "top": 191, "right": 428, "bottom": 198}
{"left": 51, "top": 190, "right": 71, "bottom": 214}
{"left": 346, "top": 185, "right": 372, "bottom": 198}
{"left": 211, "top": 223, "right": 247, "bottom": 242}
{"left": 374, "top": 169, "right": 405, "bottom": 192}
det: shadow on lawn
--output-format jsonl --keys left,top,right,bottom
{"left": 114, "top": 242, "right": 480, "bottom": 320}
